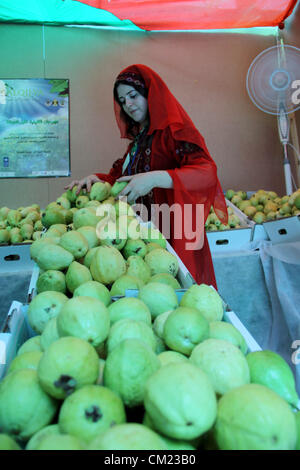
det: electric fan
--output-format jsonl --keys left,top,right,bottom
{"left": 246, "top": 40, "right": 300, "bottom": 194}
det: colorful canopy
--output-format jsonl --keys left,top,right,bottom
{"left": 0, "top": 0, "right": 298, "bottom": 31}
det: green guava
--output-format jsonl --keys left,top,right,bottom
{"left": 122, "top": 239, "right": 148, "bottom": 259}
{"left": 106, "top": 318, "right": 157, "bottom": 354}
{"left": 141, "top": 226, "right": 167, "bottom": 249}
{"left": 90, "top": 182, "right": 109, "bottom": 202}
{"left": 152, "top": 310, "right": 174, "bottom": 339}
{"left": 209, "top": 321, "right": 248, "bottom": 355}
{"left": 77, "top": 226, "right": 100, "bottom": 249}
{"left": 180, "top": 284, "right": 224, "bottom": 322}
{"left": 35, "top": 434, "right": 85, "bottom": 450}
{"left": 108, "top": 297, "right": 152, "bottom": 326}
{"left": 48, "top": 223, "right": 67, "bottom": 235}
{"left": 138, "top": 282, "right": 178, "bottom": 319}
{"left": 58, "top": 384, "right": 126, "bottom": 444}
{"left": 157, "top": 350, "right": 189, "bottom": 367}
{"left": 56, "top": 296, "right": 110, "bottom": 349}
{"left": 25, "top": 424, "right": 61, "bottom": 450}
{"left": 103, "top": 338, "right": 160, "bottom": 408}
{"left": 142, "top": 413, "right": 197, "bottom": 450}
{"left": 246, "top": 350, "right": 299, "bottom": 408}
{"left": 36, "top": 270, "right": 67, "bottom": 294}
{"left": 0, "top": 369, "right": 59, "bottom": 442}
{"left": 34, "top": 244, "right": 74, "bottom": 271}
{"left": 76, "top": 195, "right": 89, "bottom": 209}
{"left": 154, "top": 334, "right": 167, "bottom": 354}
{"left": 214, "top": 383, "right": 297, "bottom": 450}
{"left": 88, "top": 423, "right": 167, "bottom": 450}
{"left": 149, "top": 273, "right": 181, "bottom": 289}
{"left": 7, "top": 350, "right": 43, "bottom": 374}
{"left": 28, "top": 291, "right": 69, "bottom": 334}
{"left": 30, "top": 237, "right": 60, "bottom": 262}
{"left": 144, "top": 362, "right": 217, "bottom": 440}
{"left": 110, "top": 181, "right": 128, "bottom": 197}
{"left": 73, "top": 280, "right": 111, "bottom": 306}
{"left": 73, "top": 208, "right": 102, "bottom": 229}
{"left": 163, "top": 306, "right": 210, "bottom": 356}
{"left": 41, "top": 209, "right": 66, "bottom": 228}
{"left": 126, "top": 255, "right": 151, "bottom": 284}
{"left": 17, "top": 336, "right": 42, "bottom": 356}
{"left": 40, "top": 317, "right": 59, "bottom": 351}
{"left": 37, "top": 336, "right": 99, "bottom": 399}
{"left": 59, "top": 230, "right": 89, "bottom": 259}
{"left": 83, "top": 246, "right": 99, "bottom": 268}
{"left": 190, "top": 338, "right": 250, "bottom": 396}
{"left": 90, "top": 245, "right": 126, "bottom": 285}
{"left": 110, "top": 274, "right": 144, "bottom": 296}
{"left": 97, "top": 220, "right": 127, "bottom": 251}
{"left": 144, "top": 249, "right": 179, "bottom": 277}
{"left": 0, "top": 434, "right": 21, "bottom": 450}
{"left": 65, "top": 261, "right": 92, "bottom": 293}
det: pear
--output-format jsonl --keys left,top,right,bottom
{"left": 65, "top": 261, "right": 92, "bottom": 293}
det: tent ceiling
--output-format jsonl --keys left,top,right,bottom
{"left": 0, "top": 0, "right": 298, "bottom": 31}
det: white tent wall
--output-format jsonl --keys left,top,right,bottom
{"left": 0, "top": 20, "right": 299, "bottom": 208}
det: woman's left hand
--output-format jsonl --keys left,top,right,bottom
{"left": 116, "top": 173, "right": 155, "bottom": 204}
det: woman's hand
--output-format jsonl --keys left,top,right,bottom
{"left": 64, "top": 174, "right": 102, "bottom": 195}
{"left": 117, "top": 173, "right": 156, "bottom": 204}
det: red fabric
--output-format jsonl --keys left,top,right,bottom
{"left": 96, "top": 64, "right": 228, "bottom": 289}
{"left": 78, "top": 0, "right": 298, "bottom": 31}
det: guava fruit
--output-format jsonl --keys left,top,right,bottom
{"left": 0, "top": 206, "right": 10, "bottom": 221}
{"left": 88, "top": 423, "right": 167, "bottom": 450}
{"left": 20, "top": 223, "right": 34, "bottom": 240}
{"left": 126, "top": 255, "right": 151, "bottom": 283}
{"left": 180, "top": 284, "right": 224, "bottom": 322}
{"left": 17, "top": 336, "right": 42, "bottom": 356}
{"left": 141, "top": 226, "right": 167, "bottom": 248}
{"left": 7, "top": 209, "right": 22, "bottom": 227}
{"left": 98, "top": 220, "right": 127, "bottom": 250}
{"left": 108, "top": 297, "right": 152, "bottom": 326}
{"left": 163, "top": 307, "right": 210, "bottom": 356}
{"left": 30, "top": 237, "right": 60, "bottom": 262}
{"left": 110, "top": 181, "right": 128, "bottom": 197}
{"left": 40, "top": 317, "right": 59, "bottom": 351}
{"left": 65, "top": 261, "right": 92, "bottom": 293}
{"left": 10, "top": 228, "right": 23, "bottom": 244}
{"left": 35, "top": 433, "right": 85, "bottom": 450}
{"left": 28, "top": 291, "right": 69, "bottom": 334}
{"left": 149, "top": 273, "right": 181, "bottom": 289}
{"left": 225, "top": 189, "right": 235, "bottom": 201}
{"left": 0, "top": 433, "right": 21, "bottom": 450}
{"left": 48, "top": 223, "right": 67, "bottom": 235}
{"left": 103, "top": 338, "right": 160, "bottom": 407}
{"left": 110, "top": 274, "right": 144, "bottom": 296}
{"left": 25, "top": 424, "right": 61, "bottom": 450}
{"left": 246, "top": 350, "right": 299, "bottom": 408}
{"left": 152, "top": 310, "right": 174, "bottom": 339}
{"left": 66, "top": 186, "right": 82, "bottom": 202}
{"left": 122, "top": 238, "right": 147, "bottom": 259}
{"left": 41, "top": 227, "right": 61, "bottom": 239}
{"left": 7, "top": 350, "right": 43, "bottom": 374}
{"left": 214, "top": 383, "right": 297, "bottom": 450}
{"left": 58, "top": 384, "right": 126, "bottom": 444}
{"left": 37, "top": 336, "right": 99, "bottom": 399}
{"left": 32, "top": 231, "right": 43, "bottom": 241}
{"left": 56, "top": 296, "right": 110, "bottom": 349}
{"left": 76, "top": 195, "right": 90, "bottom": 209}
{"left": 83, "top": 246, "right": 99, "bottom": 268}
{"left": 56, "top": 196, "right": 71, "bottom": 210}
{"left": 90, "top": 245, "right": 126, "bottom": 285}
{"left": 77, "top": 226, "right": 100, "bottom": 249}
{"left": 73, "top": 280, "right": 111, "bottom": 306}
{"left": 0, "top": 229, "right": 10, "bottom": 243}
{"left": 138, "top": 282, "right": 178, "bottom": 319}
{"left": 144, "top": 362, "right": 217, "bottom": 440}
{"left": 0, "top": 369, "right": 59, "bottom": 442}
{"left": 142, "top": 413, "right": 197, "bottom": 450}
{"left": 144, "top": 248, "right": 179, "bottom": 277}
{"left": 106, "top": 318, "right": 157, "bottom": 354}
{"left": 190, "top": 338, "right": 250, "bottom": 395}
{"left": 59, "top": 230, "right": 89, "bottom": 259}
{"left": 146, "top": 241, "right": 165, "bottom": 253}
{"left": 34, "top": 244, "right": 74, "bottom": 271}
{"left": 209, "top": 321, "right": 248, "bottom": 355}
{"left": 41, "top": 209, "right": 66, "bottom": 228}
{"left": 157, "top": 350, "right": 189, "bottom": 367}
{"left": 90, "top": 181, "right": 109, "bottom": 202}
{"left": 73, "top": 207, "right": 102, "bottom": 229}
{"left": 36, "top": 270, "right": 67, "bottom": 294}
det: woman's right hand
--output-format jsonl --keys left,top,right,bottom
{"left": 64, "top": 174, "right": 102, "bottom": 195}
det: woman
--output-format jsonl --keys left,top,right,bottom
{"left": 65, "top": 64, "right": 227, "bottom": 289}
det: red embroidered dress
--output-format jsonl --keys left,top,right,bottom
{"left": 96, "top": 64, "right": 227, "bottom": 289}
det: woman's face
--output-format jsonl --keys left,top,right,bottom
{"left": 116, "top": 84, "right": 149, "bottom": 127}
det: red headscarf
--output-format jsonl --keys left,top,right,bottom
{"left": 97, "top": 64, "right": 228, "bottom": 288}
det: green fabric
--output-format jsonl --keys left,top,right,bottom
{"left": 0, "top": 0, "right": 141, "bottom": 29}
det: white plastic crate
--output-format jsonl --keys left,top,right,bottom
{"left": 263, "top": 215, "right": 300, "bottom": 244}
{"left": 0, "top": 243, "right": 35, "bottom": 274}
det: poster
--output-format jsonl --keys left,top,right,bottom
{"left": 0, "top": 78, "right": 70, "bottom": 177}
